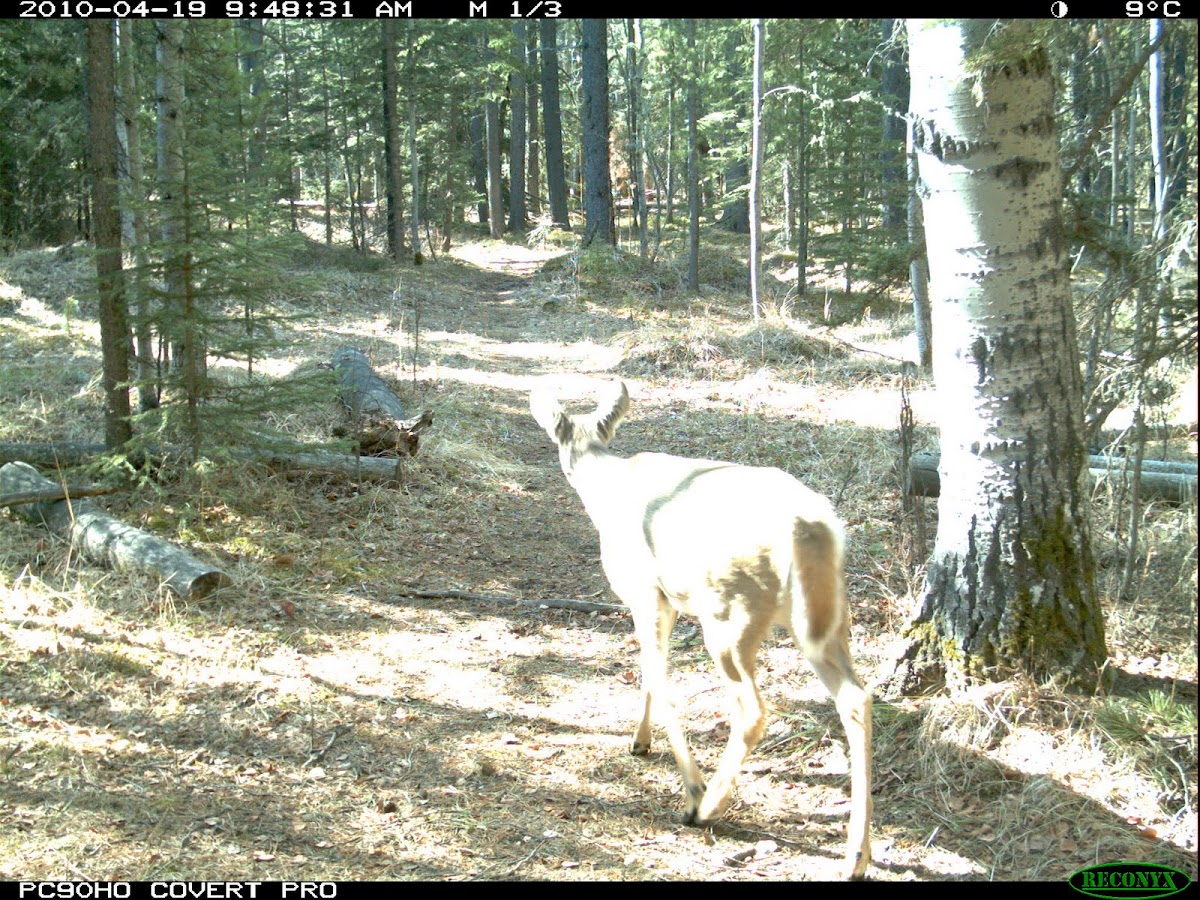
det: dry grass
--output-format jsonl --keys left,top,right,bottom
{"left": 1, "top": 226, "right": 1196, "bottom": 881}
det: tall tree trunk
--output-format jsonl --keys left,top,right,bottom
{"left": 841, "top": 140, "right": 853, "bottom": 295}
{"left": 664, "top": 21, "right": 678, "bottom": 228}
{"left": 332, "top": 33, "right": 367, "bottom": 253}
{"left": 155, "top": 20, "right": 186, "bottom": 375}
{"left": 888, "top": 19, "right": 1107, "bottom": 691}
{"left": 879, "top": 19, "right": 909, "bottom": 235}
{"left": 748, "top": 19, "right": 764, "bottom": 322}
{"left": 278, "top": 22, "right": 301, "bottom": 233}
{"left": 382, "top": 21, "right": 406, "bottom": 261}
{"left": 624, "top": 19, "right": 648, "bottom": 259}
{"left": 1145, "top": 19, "right": 1188, "bottom": 338}
{"left": 1149, "top": 19, "right": 1169, "bottom": 261}
{"left": 406, "top": 22, "right": 420, "bottom": 259}
{"left": 409, "top": 97, "right": 420, "bottom": 257}
{"left": 1125, "top": 78, "right": 1137, "bottom": 243}
{"left": 442, "top": 101, "right": 458, "bottom": 252}
{"left": 795, "top": 29, "right": 809, "bottom": 297}
{"left": 86, "top": 21, "right": 133, "bottom": 451}
{"left": 320, "top": 60, "right": 334, "bottom": 246}
{"left": 718, "top": 25, "right": 750, "bottom": 234}
{"left": 907, "top": 116, "right": 932, "bottom": 371}
{"left": 686, "top": 18, "right": 699, "bottom": 291}
{"left": 526, "top": 24, "right": 541, "bottom": 218}
{"left": 485, "top": 97, "right": 504, "bottom": 240}
{"left": 782, "top": 159, "right": 792, "bottom": 246}
{"left": 482, "top": 26, "right": 504, "bottom": 240}
{"left": 508, "top": 21, "right": 528, "bottom": 233}
{"left": 666, "top": 81, "right": 676, "bottom": 226}
{"left": 238, "top": 18, "right": 267, "bottom": 192}
{"left": 156, "top": 21, "right": 201, "bottom": 450}
{"left": 540, "top": 18, "right": 570, "bottom": 230}
{"left": 469, "top": 109, "right": 488, "bottom": 225}
{"left": 580, "top": 19, "right": 614, "bottom": 248}
{"left": 115, "top": 20, "right": 156, "bottom": 413}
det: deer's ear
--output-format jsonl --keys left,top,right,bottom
{"left": 593, "top": 381, "right": 630, "bottom": 444}
{"left": 530, "top": 388, "right": 572, "bottom": 445}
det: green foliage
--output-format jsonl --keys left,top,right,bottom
{"left": 858, "top": 241, "right": 915, "bottom": 290}
{"left": 0, "top": 22, "right": 84, "bottom": 245}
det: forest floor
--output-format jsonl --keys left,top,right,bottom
{"left": 0, "top": 224, "right": 1197, "bottom": 882}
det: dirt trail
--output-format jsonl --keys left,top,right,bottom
{"left": 411, "top": 246, "right": 630, "bottom": 384}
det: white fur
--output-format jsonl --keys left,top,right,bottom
{"left": 531, "top": 379, "right": 872, "bottom": 879}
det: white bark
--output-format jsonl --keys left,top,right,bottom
{"left": 910, "top": 19, "right": 1082, "bottom": 548}
{"left": 896, "top": 20, "right": 1106, "bottom": 686}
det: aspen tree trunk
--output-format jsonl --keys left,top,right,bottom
{"left": 889, "top": 20, "right": 1107, "bottom": 691}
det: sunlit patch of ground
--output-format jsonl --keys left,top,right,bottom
{"left": 1, "top": 232, "right": 1195, "bottom": 881}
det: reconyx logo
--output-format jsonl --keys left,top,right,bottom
{"left": 1069, "top": 862, "right": 1191, "bottom": 899}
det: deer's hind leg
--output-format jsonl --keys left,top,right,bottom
{"left": 790, "top": 521, "right": 872, "bottom": 879}
{"left": 690, "top": 603, "right": 773, "bottom": 826}
{"left": 621, "top": 585, "right": 706, "bottom": 821}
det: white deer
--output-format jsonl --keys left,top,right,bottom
{"left": 531, "top": 379, "right": 872, "bottom": 879}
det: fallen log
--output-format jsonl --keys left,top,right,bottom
{"left": 1090, "top": 454, "right": 1198, "bottom": 475}
{"left": 0, "top": 439, "right": 412, "bottom": 485}
{"left": 1, "top": 461, "right": 232, "bottom": 600}
{"left": 241, "top": 445, "right": 407, "bottom": 482}
{"left": 0, "top": 442, "right": 107, "bottom": 468}
{"left": 332, "top": 347, "right": 433, "bottom": 457}
{"left": 0, "top": 484, "right": 121, "bottom": 508}
{"left": 908, "top": 451, "right": 1197, "bottom": 503}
